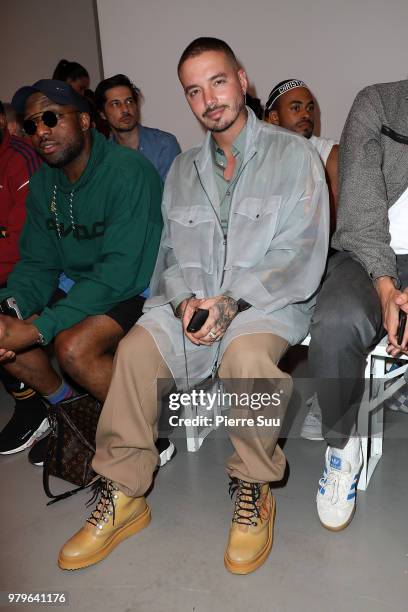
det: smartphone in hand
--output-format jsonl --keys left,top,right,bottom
{"left": 397, "top": 310, "right": 407, "bottom": 345}
{"left": 187, "top": 308, "right": 209, "bottom": 333}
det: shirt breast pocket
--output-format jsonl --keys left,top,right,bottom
{"left": 226, "top": 196, "right": 281, "bottom": 268}
{"left": 167, "top": 205, "right": 215, "bottom": 273}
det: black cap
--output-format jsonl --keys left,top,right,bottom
{"left": 12, "top": 79, "right": 90, "bottom": 114}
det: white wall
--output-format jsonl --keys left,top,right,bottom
{"left": 1, "top": 0, "right": 102, "bottom": 102}
{"left": 97, "top": 0, "right": 408, "bottom": 150}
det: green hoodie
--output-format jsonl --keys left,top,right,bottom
{"left": 0, "top": 129, "right": 163, "bottom": 343}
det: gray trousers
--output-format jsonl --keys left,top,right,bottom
{"left": 309, "top": 251, "right": 408, "bottom": 448}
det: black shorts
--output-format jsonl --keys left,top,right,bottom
{"left": 50, "top": 290, "right": 146, "bottom": 335}
{"left": 106, "top": 295, "right": 145, "bottom": 334}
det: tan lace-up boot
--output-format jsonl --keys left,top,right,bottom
{"left": 58, "top": 478, "right": 151, "bottom": 570}
{"left": 224, "top": 479, "right": 275, "bottom": 575}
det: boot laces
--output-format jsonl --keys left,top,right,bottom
{"left": 229, "top": 478, "right": 263, "bottom": 527}
{"left": 86, "top": 477, "right": 119, "bottom": 529}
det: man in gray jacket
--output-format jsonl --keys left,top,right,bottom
{"left": 310, "top": 79, "right": 408, "bottom": 531}
{"left": 59, "top": 37, "right": 329, "bottom": 574}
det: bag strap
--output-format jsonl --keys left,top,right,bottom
{"left": 41, "top": 429, "right": 86, "bottom": 503}
{"left": 45, "top": 481, "right": 94, "bottom": 506}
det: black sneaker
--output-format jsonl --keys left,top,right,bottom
{"left": 155, "top": 438, "right": 176, "bottom": 467}
{"left": 0, "top": 399, "right": 49, "bottom": 454}
{"left": 28, "top": 433, "right": 50, "bottom": 466}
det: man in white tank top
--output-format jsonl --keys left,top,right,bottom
{"left": 264, "top": 79, "right": 338, "bottom": 441}
{"left": 264, "top": 79, "right": 338, "bottom": 232}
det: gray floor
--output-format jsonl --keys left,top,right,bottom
{"left": 1, "top": 350, "right": 408, "bottom": 612}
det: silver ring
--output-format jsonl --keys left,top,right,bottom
{"left": 209, "top": 330, "right": 217, "bottom": 339}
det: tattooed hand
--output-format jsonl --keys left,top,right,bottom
{"left": 187, "top": 296, "right": 238, "bottom": 346}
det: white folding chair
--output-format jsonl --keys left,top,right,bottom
{"left": 301, "top": 335, "right": 408, "bottom": 490}
{"left": 358, "top": 337, "right": 408, "bottom": 489}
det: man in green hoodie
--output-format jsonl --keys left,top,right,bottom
{"left": 0, "top": 80, "right": 163, "bottom": 463}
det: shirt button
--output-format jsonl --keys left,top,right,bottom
{"left": 189, "top": 220, "right": 193, "bottom": 224}
{"left": 226, "top": 190, "right": 231, "bottom": 196}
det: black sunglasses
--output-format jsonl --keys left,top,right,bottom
{"left": 23, "top": 110, "right": 79, "bottom": 136}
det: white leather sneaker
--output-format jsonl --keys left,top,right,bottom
{"left": 316, "top": 441, "right": 363, "bottom": 531}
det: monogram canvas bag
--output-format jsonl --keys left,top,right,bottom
{"left": 43, "top": 394, "right": 102, "bottom": 504}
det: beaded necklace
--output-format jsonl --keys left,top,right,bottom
{"left": 50, "top": 185, "right": 76, "bottom": 238}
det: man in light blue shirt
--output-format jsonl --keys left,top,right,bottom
{"left": 95, "top": 73, "right": 181, "bottom": 182}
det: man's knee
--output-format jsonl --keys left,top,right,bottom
{"left": 55, "top": 316, "right": 126, "bottom": 375}
{"left": 54, "top": 330, "right": 87, "bottom": 373}
{"left": 311, "top": 282, "right": 381, "bottom": 350}
{"left": 220, "top": 335, "right": 286, "bottom": 379}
